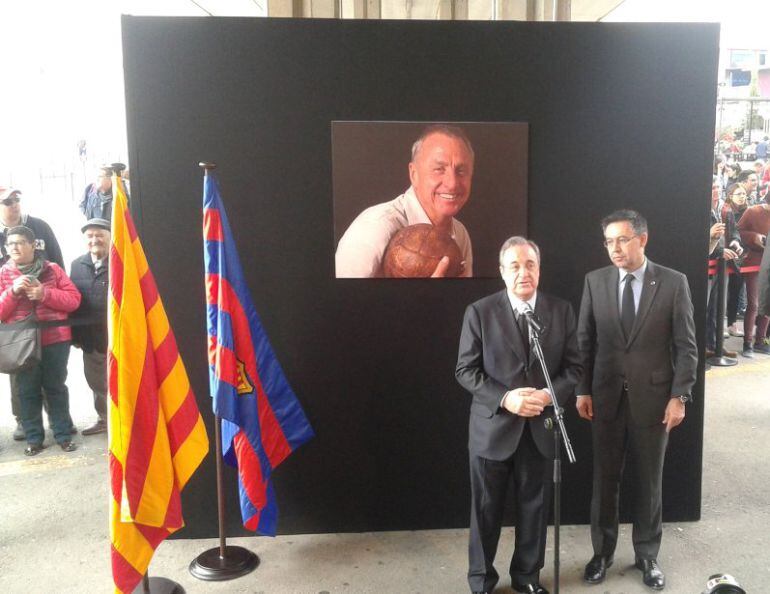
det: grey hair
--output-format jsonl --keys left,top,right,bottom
{"left": 498, "top": 236, "right": 541, "bottom": 266}
{"left": 411, "top": 124, "right": 475, "bottom": 162}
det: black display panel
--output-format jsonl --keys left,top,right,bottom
{"left": 121, "top": 17, "right": 718, "bottom": 537}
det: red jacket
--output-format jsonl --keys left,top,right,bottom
{"left": 738, "top": 205, "right": 770, "bottom": 269}
{"left": 0, "top": 260, "right": 82, "bottom": 346}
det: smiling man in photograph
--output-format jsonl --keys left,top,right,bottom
{"left": 456, "top": 236, "right": 581, "bottom": 594}
{"left": 334, "top": 124, "right": 474, "bottom": 278}
{"left": 576, "top": 209, "right": 698, "bottom": 591}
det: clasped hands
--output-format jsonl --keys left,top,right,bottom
{"left": 12, "top": 276, "right": 44, "bottom": 301}
{"left": 502, "top": 387, "right": 551, "bottom": 417}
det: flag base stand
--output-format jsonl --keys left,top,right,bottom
{"left": 189, "top": 545, "right": 259, "bottom": 581}
{"left": 131, "top": 576, "right": 185, "bottom": 594}
{"left": 706, "top": 354, "right": 738, "bottom": 367}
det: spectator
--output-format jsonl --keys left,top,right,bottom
{"left": 70, "top": 219, "right": 110, "bottom": 436}
{"left": 756, "top": 136, "right": 768, "bottom": 161}
{"left": 725, "top": 162, "right": 741, "bottom": 186}
{"left": 737, "top": 170, "right": 760, "bottom": 206}
{"left": 737, "top": 194, "right": 770, "bottom": 356}
{"left": 707, "top": 179, "right": 741, "bottom": 358}
{"left": 0, "top": 186, "right": 66, "bottom": 441}
{"left": 0, "top": 187, "right": 64, "bottom": 267}
{"left": 0, "top": 226, "right": 81, "bottom": 455}
{"left": 79, "top": 166, "right": 114, "bottom": 220}
{"left": 722, "top": 183, "right": 750, "bottom": 337}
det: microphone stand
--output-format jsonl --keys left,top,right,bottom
{"left": 526, "top": 319, "right": 576, "bottom": 594}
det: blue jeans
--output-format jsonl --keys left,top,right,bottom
{"left": 17, "top": 341, "right": 72, "bottom": 445}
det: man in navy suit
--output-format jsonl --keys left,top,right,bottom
{"left": 577, "top": 209, "right": 697, "bottom": 590}
{"left": 456, "top": 236, "right": 581, "bottom": 594}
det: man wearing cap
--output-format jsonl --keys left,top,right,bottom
{"left": 79, "top": 166, "right": 114, "bottom": 221}
{"left": 69, "top": 218, "right": 111, "bottom": 435}
{"left": 0, "top": 186, "right": 66, "bottom": 440}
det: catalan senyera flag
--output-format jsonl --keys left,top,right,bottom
{"left": 203, "top": 171, "right": 314, "bottom": 535}
{"left": 109, "top": 175, "right": 209, "bottom": 593}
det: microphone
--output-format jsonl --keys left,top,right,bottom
{"left": 519, "top": 303, "right": 544, "bottom": 335}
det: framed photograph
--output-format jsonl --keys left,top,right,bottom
{"left": 332, "top": 121, "right": 529, "bottom": 278}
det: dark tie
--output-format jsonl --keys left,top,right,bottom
{"left": 517, "top": 310, "right": 530, "bottom": 359}
{"left": 621, "top": 274, "right": 636, "bottom": 339}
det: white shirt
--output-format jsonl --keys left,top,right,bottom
{"left": 334, "top": 186, "right": 473, "bottom": 278}
{"left": 501, "top": 290, "right": 551, "bottom": 408}
{"left": 506, "top": 291, "right": 537, "bottom": 331}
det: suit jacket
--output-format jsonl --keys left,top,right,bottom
{"left": 456, "top": 290, "right": 582, "bottom": 460}
{"left": 577, "top": 259, "right": 698, "bottom": 426}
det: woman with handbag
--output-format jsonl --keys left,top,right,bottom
{"left": 0, "top": 226, "right": 81, "bottom": 455}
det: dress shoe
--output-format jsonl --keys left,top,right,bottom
{"left": 59, "top": 441, "right": 78, "bottom": 452}
{"left": 722, "top": 348, "right": 738, "bottom": 358}
{"left": 24, "top": 443, "right": 46, "bottom": 456}
{"left": 705, "top": 349, "right": 715, "bottom": 359}
{"left": 635, "top": 558, "right": 665, "bottom": 590}
{"left": 13, "top": 421, "right": 25, "bottom": 441}
{"left": 584, "top": 554, "right": 613, "bottom": 584}
{"left": 81, "top": 419, "right": 107, "bottom": 436}
{"left": 512, "top": 583, "right": 549, "bottom": 594}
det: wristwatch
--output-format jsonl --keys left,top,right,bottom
{"left": 672, "top": 394, "right": 691, "bottom": 404}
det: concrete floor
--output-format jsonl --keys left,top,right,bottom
{"left": 0, "top": 332, "right": 768, "bottom": 594}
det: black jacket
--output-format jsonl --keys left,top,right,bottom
{"left": 0, "top": 214, "right": 64, "bottom": 268}
{"left": 69, "top": 253, "right": 108, "bottom": 353}
{"left": 456, "top": 290, "right": 582, "bottom": 460}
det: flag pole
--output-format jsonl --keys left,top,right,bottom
{"left": 129, "top": 573, "right": 185, "bottom": 594}
{"left": 189, "top": 162, "right": 260, "bottom": 582}
{"left": 113, "top": 161, "right": 189, "bottom": 594}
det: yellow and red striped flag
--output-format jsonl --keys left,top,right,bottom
{"left": 108, "top": 175, "right": 209, "bottom": 593}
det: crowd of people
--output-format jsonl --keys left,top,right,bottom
{"left": 708, "top": 149, "right": 770, "bottom": 362}
{"left": 0, "top": 165, "right": 115, "bottom": 455}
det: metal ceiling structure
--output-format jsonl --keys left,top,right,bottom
{"left": 151, "top": 0, "right": 626, "bottom": 21}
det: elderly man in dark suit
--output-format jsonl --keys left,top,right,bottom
{"left": 576, "top": 209, "right": 697, "bottom": 591}
{"left": 456, "top": 236, "right": 581, "bottom": 594}
{"left": 69, "top": 218, "right": 111, "bottom": 436}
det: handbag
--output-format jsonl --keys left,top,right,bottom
{"left": 0, "top": 312, "right": 41, "bottom": 374}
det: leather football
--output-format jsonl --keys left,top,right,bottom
{"left": 382, "top": 223, "right": 463, "bottom": 278}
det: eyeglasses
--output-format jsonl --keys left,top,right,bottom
{"left": 5, "top": 240, "right": 29, "bottom": 248}
{"left": 1, "top": 196, "right": 20, "bottom": 206}
{"left": 603, "top": 236, "right": 637, "bottom": 248}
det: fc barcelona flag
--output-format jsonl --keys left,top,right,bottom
{"left": 203, "top": 170, "right": 314, "bottom": 534}
{"left": 109, "top": 174, "right": 209, "bottom": 593}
